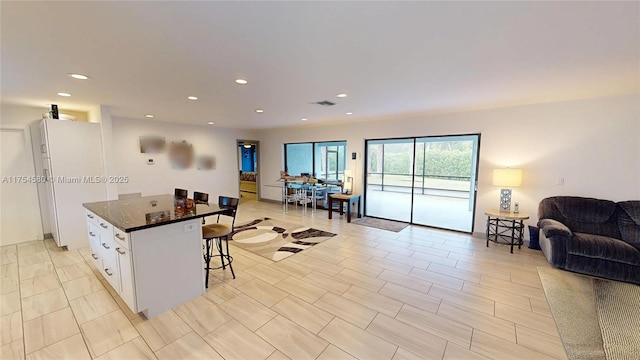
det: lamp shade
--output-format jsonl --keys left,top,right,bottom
{"left": 492, "top": 168, "right": 522, "bottom": 187}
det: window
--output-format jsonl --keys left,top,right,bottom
{"left": 285, "top": 141, "right": 346, "bottom": 180}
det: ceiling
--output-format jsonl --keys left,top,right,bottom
{"left": 2, "top": 1, "right": 638, "bottom": 129}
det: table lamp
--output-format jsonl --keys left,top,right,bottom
{"left": 492, "top": 168, "right": 522, "bottom": 212}
{"left": 343, "top": 169, "right": 353, "bottom": 194}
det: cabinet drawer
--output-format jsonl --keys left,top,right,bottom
{"left": 113, "top": 229, "right": 131, "bottom": 250}
{"left": 100, "top": 239, "right": 120, "bottom": 292}
{"left": 87, "top": 225, "right": 102, "bottom": 271}
{"left": 97, "top": 217, "right": 112, "bottom": 233}
{"left": 85, "top": 210, "right": 99, "bottom": 226}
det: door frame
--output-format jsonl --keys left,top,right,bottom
{"left": 363, "top": 133, "right": 481, "bottom": 234}
{"left": 237, "top": 139, "right": 260, "bottom": 200}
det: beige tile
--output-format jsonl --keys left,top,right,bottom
{"left": 80, "top": 310, "right": 139, "bottom": 357}
{"left": 293, "top": 255, "right": 344, "bottom": 276}
{"left": 443, "top": 342, "right": 490, "bottom": 360}
{"left": 113, "top": 294, "right": 139, "bottom": 320}
{"left": 375, "top": 243, "right": 415, "bottom": 256}
{"left": 428, "top": 284, "right": 495, "bottom": 315}
{"left": 95, "top": 337, "right": 156, "bottom": 360}
{"left": 272, "top": 296, "right": 334, "bottom": 334}
{"left": 396, "top": 305, "right": 473, "bottom": 348}
{"left": 366, "top": 257, "right": 414, "bottom": 274}
{"left": 427, "top": 263, "right": 482, "bottom": 283}
{"left": 203, "top": 319, "right": 275, "bottom": 360}
{"left": 318, "top": 317, "right": 397, "bottom": 360}
{"left": 409, "top": 268, "right": 464, "bottom": 290}
{"left": 462, "top": 282, "right": 532, "bottom": 311}
{"left": 245, "top": 264, "right": 289, "bottom": 285}
{"left": 61, "top": 275, "right": 104, "bottom": 300}
{"left": 342, "top": 285, "right": 403, "bottom": 317}
{"left": 266, "top": 350, "right": 290, "bottom": 360}
{"left": 218, "top": 294, "right": 276, "bottom": 331}
{"left": 301, "top": 271, "right": 351, "bottom": 295}
{"left": 174, "top": 296, "right": 232, "bottom": 337}
{"left": 18, "top": 262, "right": 55, "bottom": 281}
{"left": 0, "top": 291, "right": 20, "bottom": 316}
{"left": 495, "top": 302, "right": 560, "bottom": 337}
{"left": 377, "top": 269, "right": 432, "bottom": 294}
{"left": 411, "top": 251, "right": 458, "bottom": 267}
{"left": 25, "top": 333, "right": 90, "bottom": 360}
{"left": 1, "top": 339, "right": 25, "bottom": 360}
{"left": 55, "top": 262, "right": 94, "bottom": 283}
{"left": 19, "top": 273, "right": 61, "bottom": 298}
{"left": 314, "top": 292, "right": 377, "bottom": 329}
{"left": 274, "top": 276, "right": 327, "bottom": 303}
{"left": 0, "top": 246, "right": 18, "bottom": 265}
{"left": 529, "top": 296, "right": 554, "bottom": 317}
{"left": 203, "top": 283, "right": 241, "bottom": 305}
{"left": 516, "top": 324, "right": 567, "bottom": 360}
{"left": 307, "top": 248, "right": 348, "bottom": 264}
{"left": 438, "top": 302, "right": 515, "bottom": 342}
{"left": 270, "top": 260, "right": 313, "bottom": 278}
{"left": 385, "top": 253, "right": 431, "bottom": 269}
{"left": 338, "top": 258, "right": 384, "bottom": 277}
{"left": 1, "top": 263, "right": 19, "bottom": 280}
{"left": 392, "top": 347, "right": 424, "bottom": 360}
{"left": 132, "top": 310, "right": 192, "bottom": 351}
{"left": 17, "top": 242, "right": 46, "bottom": 257}
{"left": 69, "top": 289, "right": 119, "bottom": 324}
{"left": 479, "top": 275, "right": 546, "bottom": 299}
{"left": 256, "top": 315, "right": 328, "bottom": 360}
{"left": 237, "top": 278, "right": 288, "bottom": 307}
{"left": 335, "top": 268, "right": 386, "bottom": 292}
{"left": 378, "top": 282, "right": 441, "bottom": 313}
{"left": 347, "top": 244, "right": 390, "bottom": 259}
{"left": 18, "top": 253, "right": 49, "bottom": 268}
{"left": 0, "top": 275, "right": 19, "bottom": 295}
{"left": 24, "top": 307, "right": 79, "bottom": 354}
{"left": 0, "top": 311, "right": 22, "bottom": 346}
{"left": 49, "top": 251, "right": 85, "bottom": 268}
{"left": 317, "top": 344, "right": 357, "bottom": 360}
{"left": 471, "top": 329, "right": 556, "bottom": 360}
{"left": 21, "top": 288, "right": 68, "bottom": 321}
{"left": 155, "top": 332, "right": 222, "bottom": 360}
{"left": 367, "top": 314, "right": 447, "bottom": 359}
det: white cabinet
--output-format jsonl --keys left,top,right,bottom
{"left": 86, "top": 210, "right": 137, "bottom": 313}
{"left": 41, "top": 119, "right": 106, "bottom": 250}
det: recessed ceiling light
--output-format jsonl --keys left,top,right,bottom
{"left": 187, "top": 96, "right": 198, "bottom": 100}
{"left": 68, "top": 73, "right": 90, "bottom": 80}
{"left": 235, "top": 79, "right": 248, "bottom": 85}
{"left": 57, "top": 92, "right": 71, "bottom": 97}
{"left": 255, "top": 109, "right": 264, "bottom": 113}
{"left": 301, "top": 118, "right": 308, "bottom": 121}
{"left": 346, "top": 112, "right": 353, "bottom": 115}
{"left": 207, "top": 122, "right": 215, "bottom": 125}
{"left": 145, "top": 114, "right": 155, "bottom": 118}
{"left": 336, "top": 93, "right": 347, "bottom": 98}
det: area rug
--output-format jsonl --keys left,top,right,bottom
{"left": 229, "top": 217, "right": 337, "bottom": 262}
{"left": 538, "top": 267, "right": 640, "bottom": 360}
{"left": 351, "top": 216, "right": 408, "bottom": 232}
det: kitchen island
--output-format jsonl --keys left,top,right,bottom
{"left": 83, "top": 194, "right": 226, "bottom": 318}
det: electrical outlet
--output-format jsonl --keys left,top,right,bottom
{"left": 147, "top": 159, "right": 155, "bottom": 165}
{"left": 184, "top": 223, "right": 196, "bottom": 232}
{"left": 556, "top": 177, "right": 565, "bottom": 185}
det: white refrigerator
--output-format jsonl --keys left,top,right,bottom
{"left": 40, "top": 119, "right": 107, "bottom": 250}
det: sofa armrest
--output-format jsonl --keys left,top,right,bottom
{"left": 538, "top": 218, "right": 573, "bottom": 238}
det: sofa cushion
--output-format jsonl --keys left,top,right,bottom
{"left": 567, "top": 233, "right": 640, "bottom": 265}
{"left": 617, "top": 201, "right": 640, "bottom": 249}
{"left": 538, "top": 197, "right": 621, "bottom": 239}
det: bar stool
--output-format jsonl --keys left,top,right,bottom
{"left": 175, "top": 188, "right": 188, "bottom": 198}
{"left": 202, "top": 196, "right": 239, "bottom": 287}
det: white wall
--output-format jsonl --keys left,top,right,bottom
{"left": 257, "top": 94, "right": 640, "bottom": 236}
{"left": 1, "top": 103, "right": 49, "bottom": 238}
{"left": 112, "top": 117, "right": 256, "bottom": 201}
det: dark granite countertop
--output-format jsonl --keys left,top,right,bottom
{"left": 83, "top": 194, "right": 225, "bottom": 232}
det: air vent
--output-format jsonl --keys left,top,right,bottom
{"left": 312, "top": 100, "right": 336, "bottom": 107}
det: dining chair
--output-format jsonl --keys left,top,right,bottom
{"left": 174, "top": 188, "right": 188, "bottom": 198}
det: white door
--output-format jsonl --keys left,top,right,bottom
{"left": 0, "top": 128, "right": 42, "bottom": 245}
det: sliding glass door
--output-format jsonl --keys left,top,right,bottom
{"left": 365, "top": 134, "right": 480, "bottom": 232}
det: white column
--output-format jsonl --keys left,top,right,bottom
{"left": 90, "top": 105, "right": 118, "bottom": 200}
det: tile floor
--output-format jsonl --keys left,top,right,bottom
{"left": 0, "top": 200, "right": 567, "bottom": 360}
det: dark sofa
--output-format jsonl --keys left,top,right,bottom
{"left": 537, "top": 196, "right": 640, "bottom": 285}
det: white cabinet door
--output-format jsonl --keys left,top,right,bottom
{"left": 87, "top": 222, "right": 101, "bottom": 270}
{"left": 101, "top": 238, "right": 120, "bottom": 292}
{"left": 115, "top": 244, "right": 137, "bottom": 312}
